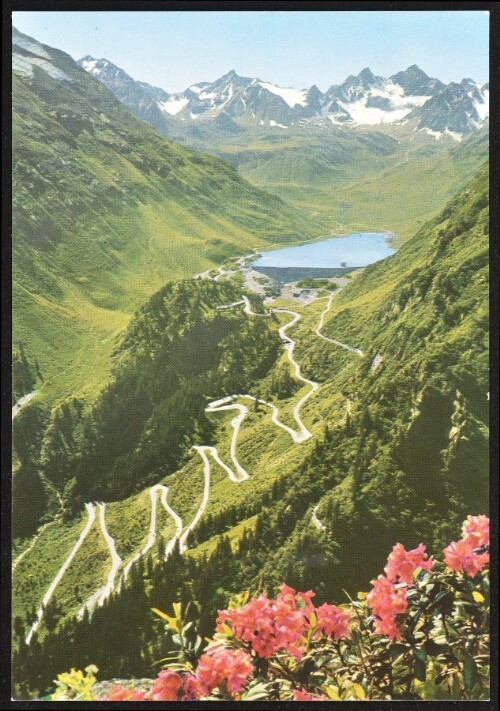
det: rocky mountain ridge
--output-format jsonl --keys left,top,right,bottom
{"left": 78, "top": 57, "right": 488, "bottom": 138}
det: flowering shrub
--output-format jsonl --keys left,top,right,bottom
{"left": 50, "top": 516, "right": 489, "bottom": 701}
{"left": 216, "top": 584, "right": 314, "bottom": 660}
{"left": 444, "top": 515, "right": 490, "bottom": 577}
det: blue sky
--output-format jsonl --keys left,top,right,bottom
{"left": 12, "top": 10, "right": 489, "bottom": 92}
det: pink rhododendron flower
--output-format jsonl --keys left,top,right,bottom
{"left": 443, "top": 537, "right": 489, "bottom": 577}
{"left": 315, "top": 603, "right": 351, "bottom": 640}
{"left": 280, "top": 583, "right": 315, "bottom": 613}
{"left": 366, "top": 575, "right": 408, "bottom": 640}
{"left": 217, "top": 584, "right": 311, "bottom": 660}
{"left": 102, "top": 685, "right": 146, "bottom": 701}
{"left": 462, "top": 515, "right": 489, "bottom": 548}
{"left": 195, "top": 646, "right": 252, "bottom": 696}
{"left": 149, "top": 669, "right": 183, "bottom": 701}
{"left": 180, "top": 673, "right": 201, "bottom": 701}
{"left": 292, "top": 688, "right": 328, "bottom": 701}
{"left": 384, "top": 542, "right": 434, "bottom": 584}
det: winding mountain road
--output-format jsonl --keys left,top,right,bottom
{"left": 316, "top": 293, "right": 364, "bottom": 356}
{"left": 79, "top": 485, "right": 183, "bottom": 619}
{"left": 26, "top": 503, "right": 96, "bottom": 644}
{"left": 120, "top": 485, "right": 180, "bottom": 581}
{"left": 311, "top": 504, "right": 326, "bottom": 532}
{"left": 98, "top": 503, "right": 122, "bottom": 594}
{"left": 21, "top": 276, "right": 365, "bottom": 642}
{"left": 77, "top": 503, "right": 122, "bottom": 617}
{"left": 212, "top": 301, "right": 321, "bottom": 443}
{"left": 12, "top": 390, "right": 38, "bottom": 420}
{"left": 179, "top": 447, "right": 212, "bottom": 552}
{"left": 12, "top": 522, "right": 54, "bottom": 573}
{"left": 161, "top": 486, "right": 184, "bottom": 557}
{"left": 205, "top": 400, "right": 251, "bottom": 481}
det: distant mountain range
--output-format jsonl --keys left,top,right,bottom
{"left": 78, "top": 57, "right": 488, "bottom": 139}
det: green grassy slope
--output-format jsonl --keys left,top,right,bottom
{"left": 13, "top": 30, "right": 317, "bottom": 404}
{"left": 216, "top": 124, "right": 489, "bottom": 243}
{"left": 13, "top": 163, "right": 488, "bottom": 695}
{"left": 107, "top": 83, "right": 488, "bottom": 243}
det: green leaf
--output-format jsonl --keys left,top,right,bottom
{"left": 424, "top": 639, "right": 445, "bottom": 656}
{"left": 352, "top": 682, "right": 366, "bottom": 700}
{"left": 389, "top": 643, "right": 408, "bottom": 657}
{"left": 414, "top": 654, "right": 426, "bottom": 682}
{"left": 431, "top": 590, "right": 455, "bottom": 615}
{"left": 463, "top": 654, "right": 479, "bottom": 694}
{"left": 241, "top": 682, "right": 273, "bottom": 701}
{"left": 325, "top": 685, "right": 340, "bottom": 700}
{"left": 414, "top": 647, "right": 427, "bottom": 663}
{"left": 434, "top": 670, "right": 448, "bottom": 686}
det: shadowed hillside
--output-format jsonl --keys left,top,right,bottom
{"left": 13, "top": 28, "right": 315, "bottom": 403}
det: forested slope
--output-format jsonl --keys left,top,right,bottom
{"left": 13, "top": 163, "right": 488, "bottom": 697}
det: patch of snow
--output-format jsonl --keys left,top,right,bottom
{"left": 473, "top": 89, "right": 489, "bottom": 120}
{"left": 189, "top": 84, "right": 203, "bottom": 94}
{"left": 371, "top": 81, "right": 431, "bottom": 109}
{"left": 13, "top": 52, "right": 70, "bottom": 81}
{"left": 443, "top": 128, "right": 463, "bottom": 142}
{"left": 423, "top": 127, "right": 444, "bottom": 140}
{"left": 325, "top": 80, "right": 432, "bottom": 126}
{"left": 218, "top": 84, "right": 234, "bottom": 109}
{"left": 422, "top": 127, "right": 462, "bottom": 142}
{"left": 12, "top": 54, "right": 33, "bottom": 77}
{"left": 259, "top": 81, "right": 308, "bottom": 107}
{"left": 338, "top": 99, "right": 411, "bottom": 125}
{"left": 81, "top": 58, "right": 98, "bottom": 73}
{"left": 269, "top": 120, "right": 289, "bottom": 128}
{"left": 13, "top": 33, "right": 50, "bottom": 59}
{"left": 412, "top": 94, "right": 432, "bottom": 108}
{"left": 158, "top": 96, "right": 189, "bottom": 115}
{"left": 190, "top": 112, "right": 200, "bottom": 120}
{"left": 199, "top": 90, "right": 217, "bottom": 101}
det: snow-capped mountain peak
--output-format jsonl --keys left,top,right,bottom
{"left": 257, "top": 81, "right": 308, "bottom": 108}
{"left": 77, "top": 56, "right": 489, "bottom": 138}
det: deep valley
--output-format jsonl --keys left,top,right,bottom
{"left": 10, "top": 24, "right": 489, "bottom": 701}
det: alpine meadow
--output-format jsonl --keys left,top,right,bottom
{"left": 10, "top": 12, "right": 490, "bottom": 703}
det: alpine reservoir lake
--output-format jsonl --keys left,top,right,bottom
{"left": 252, "top": 232, "right": 396, "bottom": 283}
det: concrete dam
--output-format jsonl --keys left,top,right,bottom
{"left": 253, "top": 265, "right": 356, "bottom": 284}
